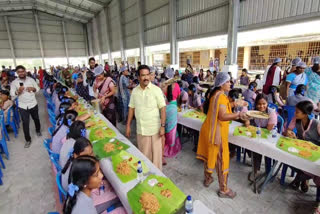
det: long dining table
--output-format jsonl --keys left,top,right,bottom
{"left": 67, "top": 87, "right": 215, "bottom": 213}
{"left": 178, "top": 110, "right": 320, "bottom": 193}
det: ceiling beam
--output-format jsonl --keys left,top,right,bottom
{"left": 4, "top": 16, "right": 17, "bottom": 67}
{"left": 35, "top": 2, "right": 90, "bottom": 22}
{"left": 84, "top": 0, "right": 106, "bottom": 7}
{"left": 43, "top": 0, "right": 96, "bottom": 15}
{"left": 0, "top": 2, "right": 33, "bottom": 8}
{"left": 0, "top": 2, "right": 91, "bottom": 22}
{"left": 0, "top": 10, "right": 33, "bottom": 16}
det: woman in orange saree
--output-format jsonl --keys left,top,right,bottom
{"left": 197, "top": 72, "right": 248, "bottom": 199}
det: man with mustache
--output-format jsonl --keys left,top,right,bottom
{"left": 126, "top": 65, "right": 166, "bottom": 170}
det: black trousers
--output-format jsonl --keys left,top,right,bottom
{"left": 19, "top": 105, "right": 41, "bottom": 142}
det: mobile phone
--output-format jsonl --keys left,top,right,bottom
{"left": 19, "top": 82, "right": 23, "bottom": 87}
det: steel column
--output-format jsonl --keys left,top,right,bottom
{"left": 4, "top": 16, "right": 16, "bottom": 67}
{"left": 137, "top": 0, "right": 145, "bottom": 64}
{"left": 102, "top": 7, "right": 112, "bottom": 64}
{"left": 33, "top": 11, "right": 45, "bottom": 68}
{"left": 92, "top": 17, "right": 102, "bottom": 63}
{"left": 169, "top": 0, "right": 178, "bottom": 66}
{"left": 226, "top": 0, "right": 240, "bottom": 65}
{"left": 62, "top": 21, "right": 70, "bottom": 65}
{"left": 117, "top": 0, "right": 126, "bottom": 61}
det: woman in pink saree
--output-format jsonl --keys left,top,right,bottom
{"left": 162, "top": 80, "right": 182, "bottom": 158}
{"left": 93, "top": 66, "right": 117, "bottom": 126}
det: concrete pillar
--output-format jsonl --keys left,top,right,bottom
{"left": 169, "top": 0, "right": 178, "bottom": 66}
{"left": 33, "top": 11, "right": 45, "bottom": 68}
{"left": 117, "top": 0, "right": 126, "bottom": 61}
{"left": 62, "top": 21, "right": 70, "bottom": 65}
{"left": 223, "top": 0, "right": 240, "bottom": 78}
{"left": 4, "top": 16, "right": 16, "bottom": 67}
{"left": 83, "top": 24, "right": 89, "bottom": 59}
{"left": 137, "top": 0, "right": 145, "bottom": 64}
{"left": 243, "top": 46, "right": 251, "bottom": 70}
{"left": 92, "top": 17, "right": 102, "bottom": 64}
{"left": 102, "top": 7, "right": 112, "bottom": 64}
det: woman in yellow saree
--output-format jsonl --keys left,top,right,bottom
{"left": 197, "top": 72, "right": 248, "bottom": 199}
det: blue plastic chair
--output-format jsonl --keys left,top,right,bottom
{"left": 244, "top": 99, "right": 253, "bottom": 110}
{"left": 0, "top": 152, "right": 5, "bottom": 169}
{"left": 268, "top": 103, "right": 279, "bottom": 112}
{"left": 0, "top": 112, "right": 10, "bottom": 141}
{"left": 50, "top": 154, "right": 62, "bottom": 172}
{"left": 277, "top": 115, "right": 284, "bottom": 135}
{"left": 282, "top": 106, "right": 296, "bottom": 129}
{"left": 48, "top": 127, "right": 55, "bottom": 136}
{"left": 56, "top": 171, "right": 67, "bottom": 203}
{"left": 43, "top": 139, "right": 59, "bottom": 160}
{"left": 5, "top": 107, "right": 18, "bottom": 138}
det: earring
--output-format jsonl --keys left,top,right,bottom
{"left": 84, "top": 185, "right": 87, "bottom": 188}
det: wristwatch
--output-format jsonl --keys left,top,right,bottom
{"left": 161, "top": 123, "right": 165, "bottom": 127}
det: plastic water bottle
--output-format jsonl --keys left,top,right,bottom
{"left": 99, "top": 185, "right": 105, "bottom": 195}
{"left": 256, "top": 126, "right": 261, "bottom": 140}
{"left": 137, "top": 161, "right": 143, "bottom": 182}
{"left": 272, "top": 126, "right": 278, "bottom": 138}
{"left": 185, "top": 195, "right": 193, "bottom": 214}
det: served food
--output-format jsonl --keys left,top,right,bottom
{"left": 95, "top": 129, "right": 104, "bottom": 138}
{"left": 85, "top": 120, "right": 95, "bottom": 128}
{"left": 160, "top": 189, "right": 172, "bottom": 198}
{"left": 246, "top": 110, "right": 269, "bottom": 119}
{"left": 116, "top": 160, "right": 131, "bottom": 175}
{"left": 157, "top": 183, "right": 163, "bottom": 187}
{"left": 103, "top": 143, "right": 115, "bottom": 152}
{"left": 139, "top": 192, "right": 160, "bottom": 214}
{"left": 299, "top": 150, "right": 312, "bottom": 158}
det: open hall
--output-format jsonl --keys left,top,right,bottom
{"left": 0, "top": 0, "right": 320, "bottom": 213}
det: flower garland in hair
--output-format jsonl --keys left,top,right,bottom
{"left": 67, "top": 183, "right": 79, "bottom": 197}
{"left": 81, "top": 128, "right": 86, "bottom": 137}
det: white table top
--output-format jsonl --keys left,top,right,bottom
{"left": 93, "top": 113, "right": 165, "bottom": 213}
{"left": 178, "top": 111, "right": 320, "bottom": 177}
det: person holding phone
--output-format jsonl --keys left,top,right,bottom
{"left": 10, "top": 65, "right": 41, "bottom": 148}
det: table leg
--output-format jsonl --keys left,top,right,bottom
{"left": 258, "top": 160, "right": 279, "bottom": 194}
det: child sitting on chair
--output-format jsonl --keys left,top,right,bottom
{"left": 0, "top": 90, "right": 13, "bottom": 121}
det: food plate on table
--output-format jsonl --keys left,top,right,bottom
{"left": 85, "top": 118, "right": 106, "bottom": 130}
{"left": 127, "top": 175, "right": 186, "bottom": 214}
{"left": 182, "top": 110, "right": 207, "bottom": 122}
{"left": 93, "top": 138, "right": 130, "bottom": 159}
{"left": 246, "top": 110, "right": 269, "bottom": 119}
{"left": 233, "top": 125, "right": 270, "bottom": 139}
{"left": 89, "top": 127, "right": 116, "bottom": 142}
{"left": 277, "top": 136, "right": 320, "bottom": 162}
{"left": 112, "top": 151, "right": 149, "bottom": 183}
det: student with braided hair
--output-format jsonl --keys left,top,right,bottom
{"left": 63, "top": 155, "right": 102, "bottom": 214}
{"left": 52, "top": 110, "right": 78, "bottom": 154}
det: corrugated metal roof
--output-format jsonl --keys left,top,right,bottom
{"left": 0, "top": 0, "right": 112, "bottom": 23}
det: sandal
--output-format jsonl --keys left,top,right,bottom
{"left": 203, "top": 177, "right": 214, "bottom": 187}
{"left": 300, "top": 181, "right": 309, "bottom": 193}
{"left": 218, "top": 189, "right": 237, "bottom": 199}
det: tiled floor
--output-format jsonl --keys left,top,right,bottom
{"left": 0, "top": 93, "right": 317, "bottom": 214}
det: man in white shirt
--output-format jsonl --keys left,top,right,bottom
{"left": 10, "top": 65, "right": 41, "bottom": 148}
